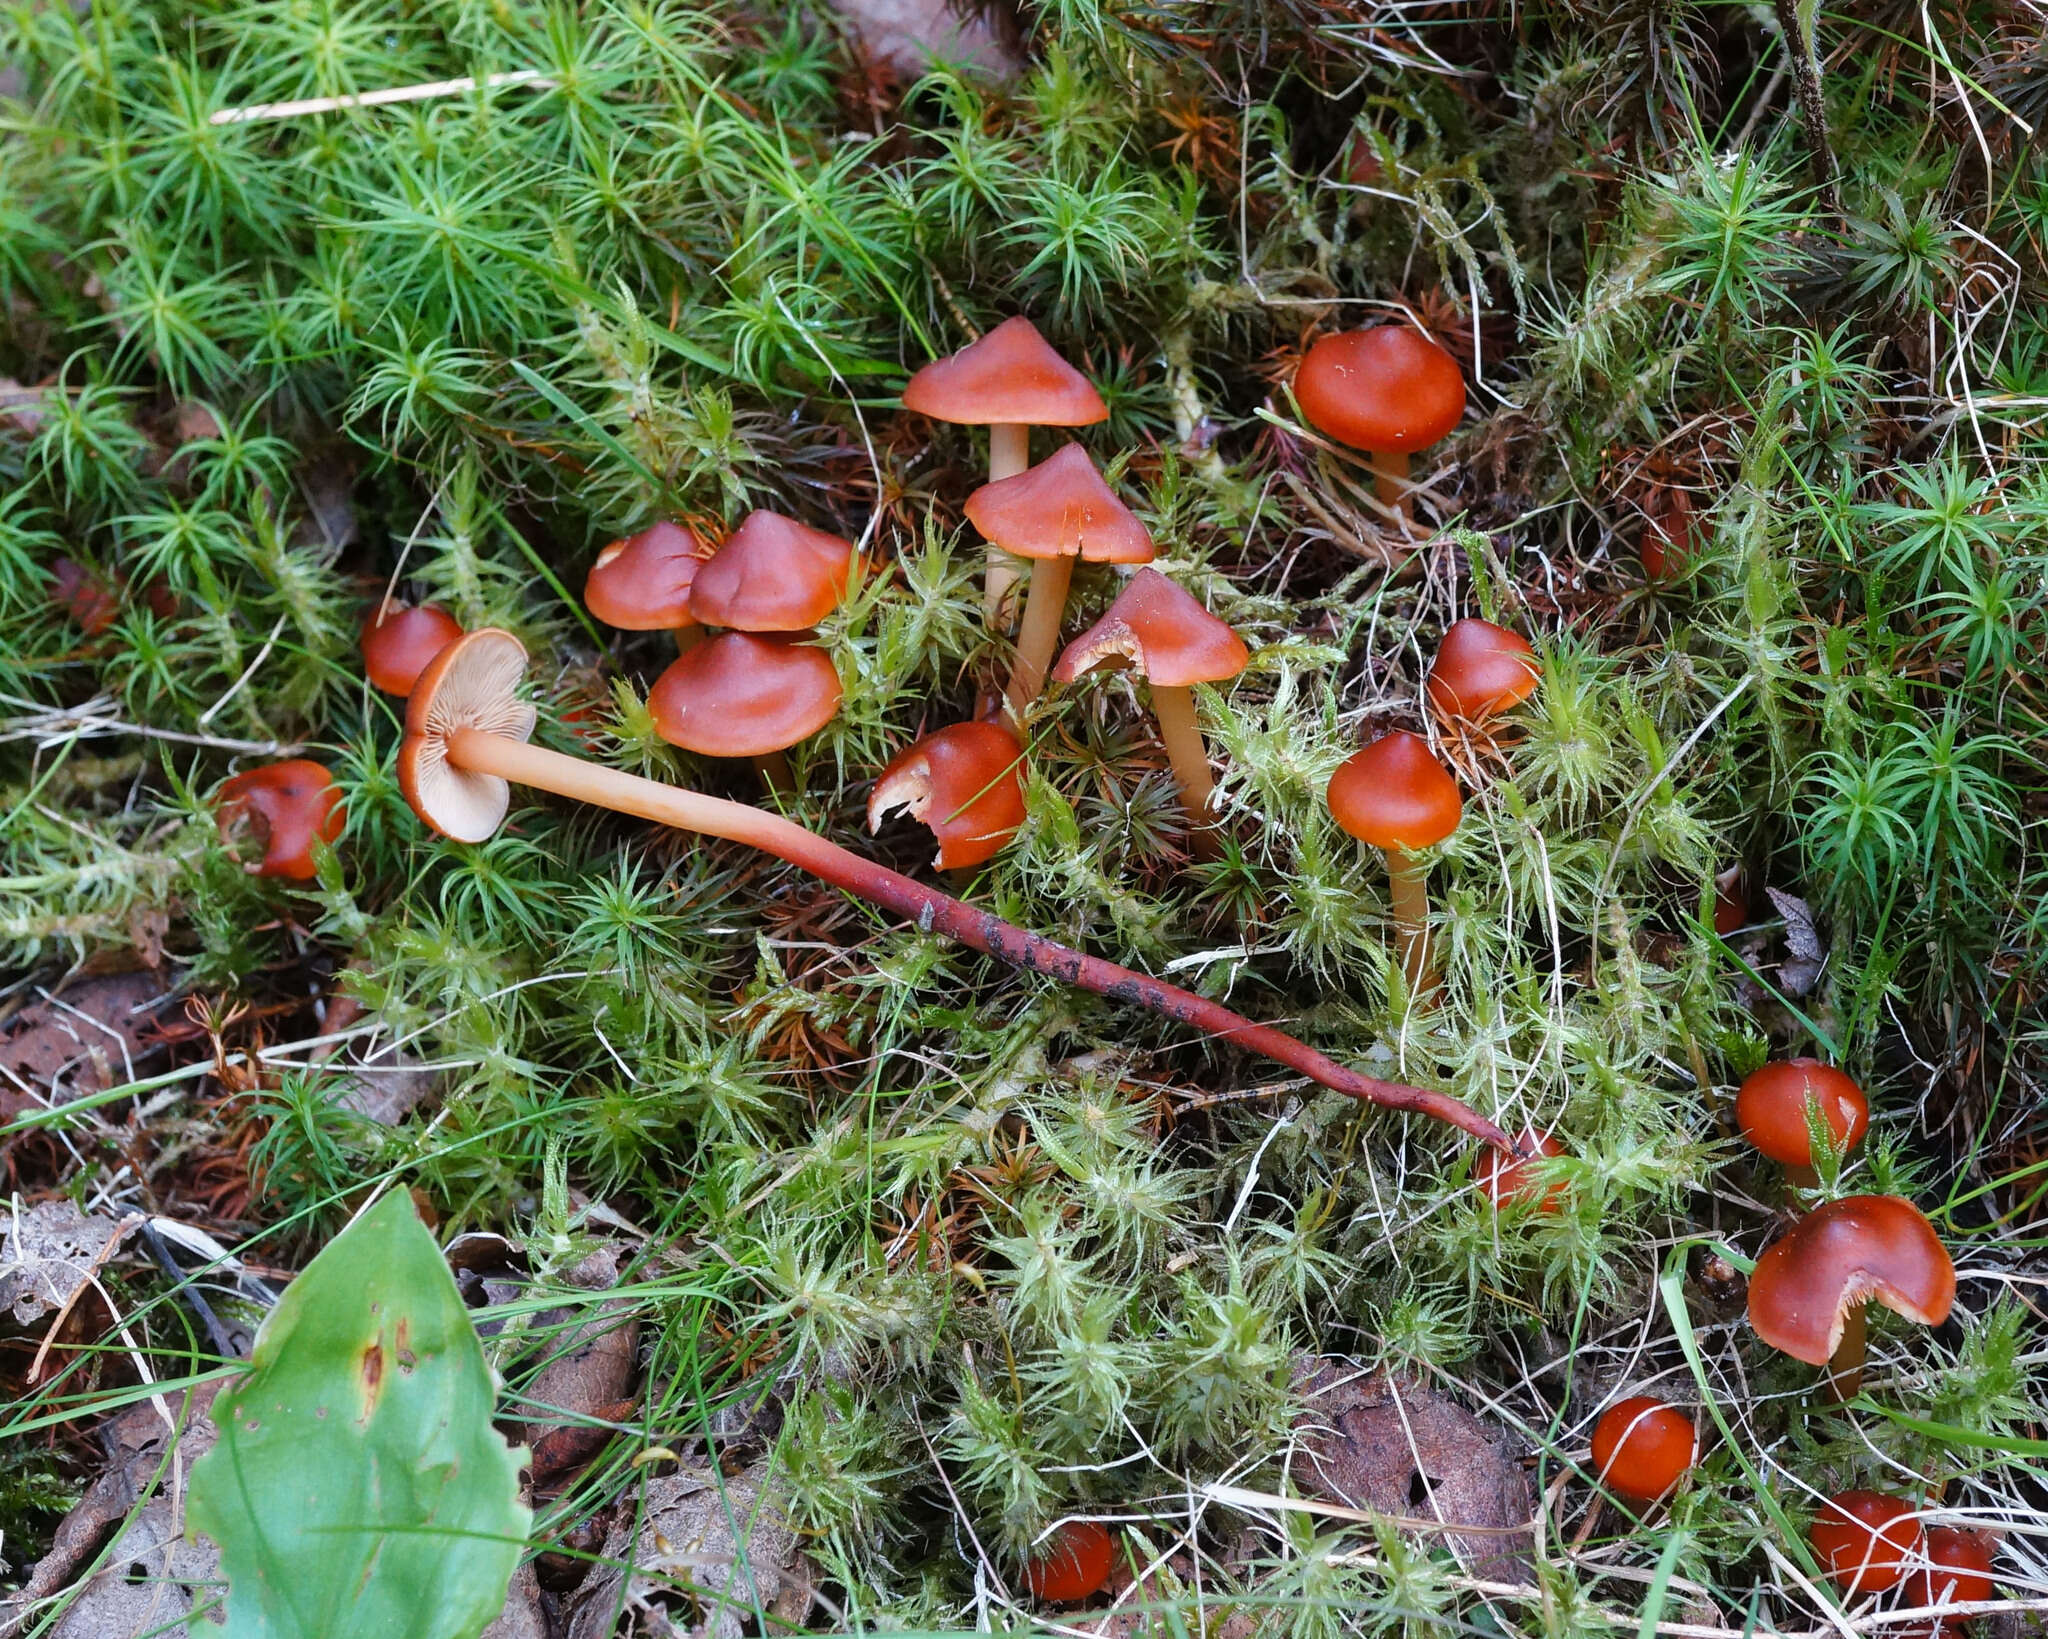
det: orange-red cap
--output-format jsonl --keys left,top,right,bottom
{"left": 688, "top": 510, "right": 857, "bottom": 632}
{"left": 361, "top": 599, "right": 463, "bottom": 697}
{"left": 584, "top": 521, "right": 711, "bottom": 631}
{"left": 1295, "top": 326, "right": 1465, "bottom": 453}
{"left": 963, "top": 444, "right": 1155, "bottom": 565}
{"left": 903, "top": 317, "right": 1108, "bottom": 428}
{"left": 1748, "top": 1195, "right": 1955, "bottom": 1366}
{"left": 1051, "top": 569, "right": 1249, "bottom": 689}
{"left": 869, "top": 721, "right": 1027, "bottom": 870}
{"left": 1474, "top": 1126, "right": 1567, "bottom": 1210}
{"left": 1589, "top": 1397, "right": 1697, "bottom": 1504}
{"left": 216, "top": 760, "right": 345, "bottom": 879}
{"left": 50, "top": 558, "right": 121, "bottom": 635}
{"left": 1327, "top": 731, "right": 1462, "bottom": 851}
{"left": 1426, "top": 618, "right": 1541, "bottom": 722}
{"left": 1910, "top": 1526, "right": 1997, "bottom": 1629}
{"left": 1022, "top": 1520, "right": 1113, "bottom": 1604}
{"left": 647, "top": 632, "right": 841, "bottom": 758}
{"left": 1811, "top": 1491, "right": 1925, "bottom": 1594}
{"left": 1734, "top": 1059, "right": 1870, "bottom": 1168}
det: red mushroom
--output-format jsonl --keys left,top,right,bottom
{"left": 215, "top": 761, "right": 345, "bottom": 880}
{"left": 687, "top": 510, "right": 857, "bottom": 634}
{"left": 1326, "top": 730, "right": 1462, "bottom": 997}
{"left": 1589, "top": 1397, "right": 1697, "bottom": 1505}
{"left": 584, "top": 519, "right": 714, "bottom": 648}
{"left": 1474, "top": 1126, "right": 1567, "bottom": 1211}
{"left": 1734, "top": 1059, "right": 1870, "bottom": 1187}
{"left": 1909, "top": 1526, "right": 1997, "bottom": 1634}
{"left": 1426, "top": 618, "right": 1542, "bottom": 726}
{"left": 360, "top": 599, "right": 463, "bottom": 698}
{"left": 49, "top": 558, "right": 121, "bottom": 635}
{"left": 1810, "top": 1491, "right": 1925, "bottom": 1595}
{"left": 647, "top": 631, "right": 842, "bottom": 794}
{"left": 869, "top": 721, "right": 1027, "bottom": 873}
{"left": 1293, "top": 326, "right": 1465, "bottom": 522}
{"left": 1022, "top": 1520, "right": 1113, "bottom": 1604}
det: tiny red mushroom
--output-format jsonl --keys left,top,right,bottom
{"left": 869, "top": 721, "right": 1027, "bottom": 873}
{"left": 360, "top": 599, "right": 463, "bottom": 697}
{"left": 1810, "top": 1491, "right": 1925, "bottom": 1595}
{"left": 1293, "top": 325, "right": 1466, "bottom": 522}
{"left": 1474, "top": 1126, "right": 1567, "bottom": 1211}
{"left": 216, "top": 761, "right": 345, "bottom": 880}
{"left": 1734, "top": 1059, "right": 1871, "bottom": 1187}
{"left": 584, "top": 519, "right": 713, "bottom": 649}
{"left": 1426, "top": 618, "right": 1542, "bottom": 726}
{"left": 1023, "top": 1520, "right": 1113, "bottom": 1604}
{"left": 49, "top": 558, "right": 121, "bottom": 635}
{"left": 1641, "top": 485, "right": 1694, "bottom": 580}
{"left": 1589, "top": 1397, "right": 1697, "bottom": 1505}
{"left": 648, "top": 632, "right": 842, "bottom": 794}
{"left": 687, "top": 510, "right": 857, "bottom": 634}
{"left": 1909, "top": 1527, "right": 1997, "bottom": 1633}
{"left": 1327, "top": 730, "right": 1462, "bottom": 997}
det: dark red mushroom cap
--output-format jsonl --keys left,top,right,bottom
{"left": 216, "top": 760, "right": 345, "bottom": 880}
{"left": 1294, "top": 326, "right": 1466, "bottom": 453}
{"left": 1426, "top": 618, "right": 1541, "bottom": 722}
{"left": 49, "top": 558, "right": 121, "bottom": 635}
{"left": 1051, "top": 568, "right": 1249, "bottom": 689}
{"left": 1810, "top": 1491, "right": 1925, "bottom": 1594}
{"left": 1735, "top": 1059, "right": 1871, "bottom": 1168}
{"left": 361, "top": 600, "right": 463, "bottom": 697}
{"left": 1747, "top": 1195, "right": 1956, "bottom": 1366}
{"left": 964, "top": 444, "right": 1155, "bottom": 565}
{"left": 647, "top": 632, "right": 842, "bottom": 758}
{"left": 903, "top": 316, "right": 1108, "bottom": 428}
{"left": 869, "top": 721, "right": 1027, "bottom": 870}
{"left": 1474, "top": 1126, "right": 1567, "bottom": 1210}
{"left": 1910, "top": 1527, "right": 1997, "bottom": 1628}
{"left": 584, "top": 520, "right": 712, "bottom": 631}
{"left": 1589, "top": 1397, "right": 1697, "bottom": 1504}
{"left": 1022, "top": 1520, "right": 1113, "bottom": 1604}
{"left": 1327, "top": 731, "right": 1462, "bottom": 851}
{"left": 687, "top": 510, "right": 857, "bottom": 632}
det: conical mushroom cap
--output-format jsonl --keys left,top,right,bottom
{"left": 647, "top": 632, "right": 842, "bottom": 758}
{"left": 584, "top": 521, "right": 711, "bottom": 631}
{"left": 216, "top": 760, "right": 345, "bottom": 879}
{"left": 1735, "top": 1059, "right": 1870, "bottom": 1167}
{"left": 361, "top": 600, "right": 463, "bottom": 697}
{"left": 1295, "top": 326, "right": 1466, "bottom": 453}
{"left": 1748, "top": 1195, "right": 1955, "bottom": 1366}
{"left": 903, "top": 316, "right": 1108, "bottom": 428}
{"left": 963, "top": 444, "right": 1154, "bottom": 564}
{"left": 1327, "top": 730, "right": 1462, "bottom": 850}
{"left": 401, "top": 629, "right": 539, "bottom": 843}
{"left": 1426, "top": 618, "right": 1541, "bottom": 721}
{"left": 868, "top": 721, "right": 1027, "bottom": 870}
{"left": 688, "top": 510, "right": 857, "bottom": 632}
{"left": 1052, "top": 569, "right": 1249, "bottom": 689}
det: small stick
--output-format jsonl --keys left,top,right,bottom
{"left": 209, "top": 70, "right": 550, "bottom": 126}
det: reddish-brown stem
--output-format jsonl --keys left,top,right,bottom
{"left": 1827, "top": 1304, "right": 1866, "bottom": 1402}
{"left": 445, "top": 728, "right": 1514, "bottom": 1152}
{"left": 1370, "top": 448, "right": 1412, "bottom": 528}
{"left": 753, "top": 748, "right": 792, "bottom": 795}
{"left": 1385, "top": 847, "right": 1435, "bottom": 1001}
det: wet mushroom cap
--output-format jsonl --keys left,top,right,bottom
{"left": 1294, "top": 326, "right": 1466, "bottom": 453}
{"left": 964, "top": 443, "right": 1155, "bottom": 564}
{"left": 1427, "top": 618, "right": 1542, "bottom": 721}
{"left": 1327, "top": 730, "right": 1462, "bottom": 851}
{"left": 869, "top": 721, "right": 1028, "bottom": 870}
{"left": 400, "top": 628, "right": 539, "bottom": 843}
{"left": 216, "top": 760, "right": 345, "bottom": 880}
{"left": 1474, "top": 1126, "right": 1567, "bottom": 1210}
{"left": 647, "top": 631, "right": 842, "bottom": 759}
{"left": 688, "top": 510, "right": 857, "bottom": 632}
{"left": 584, "top": 520, "right": 711, "bottom": 631}
{"left": 360, "top": 599, "right": 463, "bottom": 696}
{"left": 903, "top": 316, "right": 1108, "bottom": 428}
{"left": 1810, "top": 1491, "right": 1925, "bottom": 1594}
{"left": 1051, "top": 568, "right": 1250, "bottom": 688}
{"left": 1735, "top": 1059, "right": 1871, "bottom": 1168}
{"left": 1747, "top": 1194, "right": 1955, "bottom": 1366}
{"left": 1911, "top": 1527, "right": 1996, "bottom": 1623}
{"left": 1022, "top": 1520, "right": 1114, "bottom": 1604}
{"left": 1590, "top": 1397, "right": 1697, "bottom": 1503}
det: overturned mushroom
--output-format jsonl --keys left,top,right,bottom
{"left": 869, "top": 721, "right": 1027, "bottom": 873}
{"left": 216, "top": 761, "right": 345, "bottom": 880}
{"left": 1294, "top": 325, "right": 1465, "bottom": 523}
{"left": 360, "top": 599, "right": 462, "bottom": 697}
{"left": 647, "top": 631, "right": 842, "bottom": 794}
{"left": 1327, "top": 730, "right": 1462, "bottom": 997}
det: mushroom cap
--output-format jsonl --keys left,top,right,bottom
{"left": 1735, "top": 1059, "right": 1871, "bottom": 1168}
{"left": 1810, "top": 1491, "right": 1925, "bottom": 1595}
{"left": 1022, "top": 1520, "right": 1114, "bottom": 1604}
{"left": 647, "top": 632, "right": 842, "bottom": 759}
{"left": 903, "top": 316, "right": 1109, "bottom": 429}
{"left": 216, "top": 760, "right": 345, "bottom": 880}
{"left": 1326, "top": 730, "right": 1462, "bottom": 851}
{"left": 687, "top": 510, "right": 857, "bottom": 632}
{"left": 869, "top": 721, "right": 1028, "bottom": 871}
{"left": 1050, "top": 568, "right": 1250, "bottom": 689}
{"left": 1294, "top": 326, "right": 1466, "bottom": 453}
{"left": 1747, "top": 1194, "right": 1955, "bottom": 1366}
{"left": 963, "top": 444, "right": 1155, "bottom": 564}
{"left": 1911, "top": 1526, "right": 1996, "bottom": 1619}
{"left": 1473, "top": 1126, "right": 1567, "bottom": 1211}
{"left": 400, "top": 628, "right": 539, "bottom": 843}
{"left": 361, "top": 600, "right": 463, "bottom": 697}
{"left": 1589, "top": 1397, "right": 1697, "bottom": 1504}
{"left": 50, "top": 557, "right": 121, "bottom": 635}
{"left": 584, "top": 520, "right": 711, "bottom": 631}
{"left": 1426, "top": 618, "right": 1542, "bottom": 722}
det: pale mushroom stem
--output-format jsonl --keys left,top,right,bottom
{"left": 984, "top": 423, "right": 1031, "bottom": 630}
{"left": 1151, "top": 683, "right": 1220, "bottom": 863}
{"left": 438, "top": 725, "right": 1515, "bottom": 1152}
{"left": 1370, "top": 449, "right": 1412, "bottom": 527}
{"left": 752, "top": 749, "right": 792, "bottom": 795}
{"left": 1384, "top": 847, "right": 1437, "bottom": 999}
{"left": 1827, "top": 1305, "right": 1867, "bottom": 1402}
{"left": 1003, "top": 555, "right": 1075, "bottom": 720}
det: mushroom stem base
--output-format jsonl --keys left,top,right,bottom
{"left": 1827, "top": 1304, "right": 1866, "bottom": 1402}
{"left": 439, "top": 727, "right": 1513, "bottom": 1152}
{"left": 984, "top": 423, "right": 1031, "bottom": 631}
{"left": 1152, "top": 683, "right": 1219, "bottom": 862}
{"left": 1386, "top": 847, "right": 1436, "bottom": 1001}
{"left": 1004, "top": 555, "right": 1075, "bottom": 721}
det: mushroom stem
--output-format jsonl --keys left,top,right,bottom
{"left": 1384, "top": 847, "right": 1436, "bottom": 998}
{"left": 1369, "top": 448, "right": 1412, "bottom": 525}
{"left": 984, "top": 423, "right": 1031, "bottom": 630}
{"left": 752, "top": 749, "right": 792, "bottom": 795}
{"left": 1785, "top": 1161, "right": 1820, "bottom": 1190}
{"left": 1151, "top": 683, "right": 1219, "bottom": 861}
{"left": 439, "top": 726, "right": 1514, "bottom": 1151}
{"left": 1004, "top": 555, "right": 1075, "bottom": 720}
{"left": 673, "top": 626, "right": 705, "bottom": 655}
{"left": 1827, "top": 1304, "right": 1867, "bottom": 1402}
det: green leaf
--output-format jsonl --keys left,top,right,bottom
{"left": 189, "top": 1191, "right": 530, "bottom": 1639}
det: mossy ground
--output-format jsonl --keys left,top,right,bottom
{"left": 2, "top": 0, "right": 2045, "bottom": 1632}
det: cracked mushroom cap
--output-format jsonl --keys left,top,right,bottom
{"left": 1426, "top": 618, "right": 1542, "bottom": 722}
{"left": 648, "top": 631, "right": 842, "bottom": 758}
{"left": 1589, "top": 1397, "right": 1697, "bottom": 1504}
{"left": 903, "top": 316, "right": 1108, "bottom": 428}
{"left": 1748, "top": 1195, "right": 1955, "bottom": 1367}
{"left": 1051, "top": 568, "right": 1249, "bottom": 689}
{"left": 687, "top": 510, "right": 858, "bottom": 632}
{"left": 361, "top": 599, "right": 463, "bottom": 697}
{"left": 400, "top": 628, "right": 539, "bottom": 843}
{"left": 584, "top": 520, "right": 712, "bottom": 631}
{"left": 216, "top": 760, "right": 345, "bottom": 879}
{"left": 963, "top": 443, "right": 1155, "bottom": 565}
{"left": 869, "top": 721, "right": 1027, "bottom": 871}
{"left": 1327, "top": 731, "right": 1462, "bottom": 851}
{"left": 1735, "top": 1059, "right": 1871, "bottom": 1168}
{"left": 1295, "top": 325, "right": 1466, "bottom": 453}
{"left": 1811, "top": 1491, "right": 1925, "bottom": 1595}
